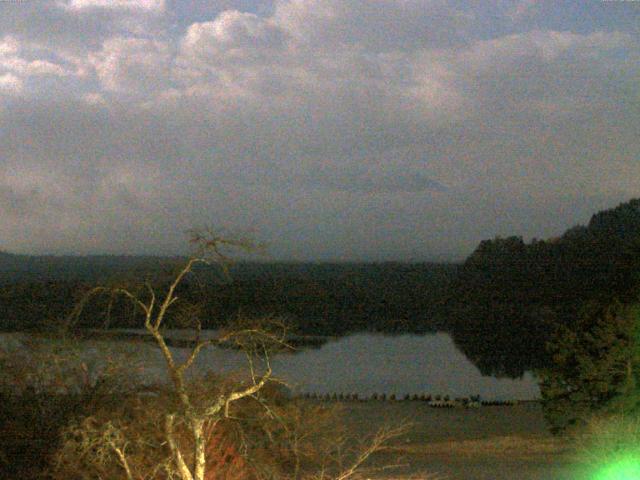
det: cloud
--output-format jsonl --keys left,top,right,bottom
{"left": 505, "top": 0, "right": 539, "bottom": 22}
{"left": 183, "top": 10, "right": 286, "bottom": 53}
{"left": 0, "top": 0, "right": 165, "bottom": 57}
{"left": 0, "top": 1, "right": 638, "bottom": 258}
{"left": 174, "top": 10, "right": 290, "bottom": 98}
{"left": 312, "top": 169, "right": 449, "bottom": 194}
{"left": 272, "top": 0, "right": 473, "bottom": 51}
{"left": 0, "top": 35, "right": 58, "bottom": 72}
{"left": 89, "top": 37, "right": 172, "bottom": 93}
{"left": 81, "top": 91, "right": 107, "bottom": 105}
{"left": 170, "top": 5, "right": 463, "bottom": 127}
{"left": 0, "top": 55, "right": 69, "bottom": 78}
{"left": 0, "top": 72, "right": 22, "bottom": 94}
{"left": 0, "top": 184, "right": 39, "bottom": 217}
{"left": 0, "top": 35, "right": 84, "bottom": 99}
{"left": 0, "top": 36, "right": 18, "bottom": 56}
{"left": 59, "top": 0, "right": 165, "bottom": 13}
{"left": 461, "top": 29, "right": 631, "bottom": 67}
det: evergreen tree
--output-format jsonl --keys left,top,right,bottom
{"left": 537, "top": 300, "right": 640, "bottom": 434}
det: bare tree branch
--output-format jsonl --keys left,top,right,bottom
{"left": 165, "top": 414, "right": 194, "bottom": 480}
{"left": 334, "top": 425, "right": 409, "bottom": 480}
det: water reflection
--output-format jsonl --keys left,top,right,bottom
{"left": 270, "top": 333, "right": 540, "bottom": 400}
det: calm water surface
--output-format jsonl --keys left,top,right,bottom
{"left": 2, "top": 331, "right": 540, "bottom": 400}
{"left": 271, "top": 333, "right": 540, "bottom": 400}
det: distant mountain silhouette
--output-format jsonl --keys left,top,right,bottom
{"left": 0, "top": 252, "right": 183, "bottom": 283}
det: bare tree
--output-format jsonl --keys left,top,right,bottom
{"left": 56, "top": 229, "right": 408, "bottom": 480}
{"left": 61, "top": 230, "right": 286, "bottom": 480}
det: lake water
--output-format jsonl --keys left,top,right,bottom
{"left": 272, "top": 333, "right": 540, "bottom": 400}
{"left": 0, "top": 331, "right": 540, "bottom": 401}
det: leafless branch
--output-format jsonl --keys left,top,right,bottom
{"left": 334, "top": 425, "right": 409, "bottom": 480}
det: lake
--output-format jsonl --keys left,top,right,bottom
{"left": 0, "top": 331, "right": 540, "bottom": 401}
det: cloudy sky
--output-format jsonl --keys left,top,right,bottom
{"left": 0, "top": 0, "right": 638, "bottom": 261}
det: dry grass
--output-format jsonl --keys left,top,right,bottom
{"left": 334, "top": 402, "right": 579, "bottom": 480}
{"left": 395, "top": 434, "right": 571, "bottom": 459}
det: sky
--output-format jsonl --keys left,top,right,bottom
{"left": 0, "top": 0, "right": 638, "bottom": 261}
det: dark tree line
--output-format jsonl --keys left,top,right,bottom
{"left": 444, "top": 198, "right": 640, "bottom": 379}
{"left": 0, "top": 260, "right": 457, "bottom": 336}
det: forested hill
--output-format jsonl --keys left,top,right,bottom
{"left": 0, "top": 255, "right": 457, "bottom": 334}
{"left": 446, "top": 198, "right": 640, "bottom": 378}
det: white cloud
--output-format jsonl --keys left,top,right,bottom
{"left": 173, "top": 6, "right": 462, "bottom": 117}
{"left": 60, "top": 0, "right": 165, "bottom": 12}
{"left": 0, "top": 36, "right": 19, "bottom": 56}
{"left": 174, "top": 11, "right": 296, "bottom": 99}
{"left": 461, "top": 30, "right": 631, "bottom": 68}
{"left": 0, "top": 73, "right": 23, "bottom": 94}
{"left": 82, "top": 91, "right": 107, "bottom": 105}
{"left": 178, "top": 10, "right": 288, "bottom": 67}
{"left": 89, "top": 37, "right": 171, "bottom": 93}
{"left": 1, "top": 57, "right": 69, "bottom": 77}
{"left": 0, "top": 35, "right": 76, "bottom": 97}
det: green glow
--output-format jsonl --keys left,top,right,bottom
{"left": 593, "top": 454, "right": 640, "bottom": 479}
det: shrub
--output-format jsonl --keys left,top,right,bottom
{"left": 537, "top": 300, "right": 640, "bottom": 434}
